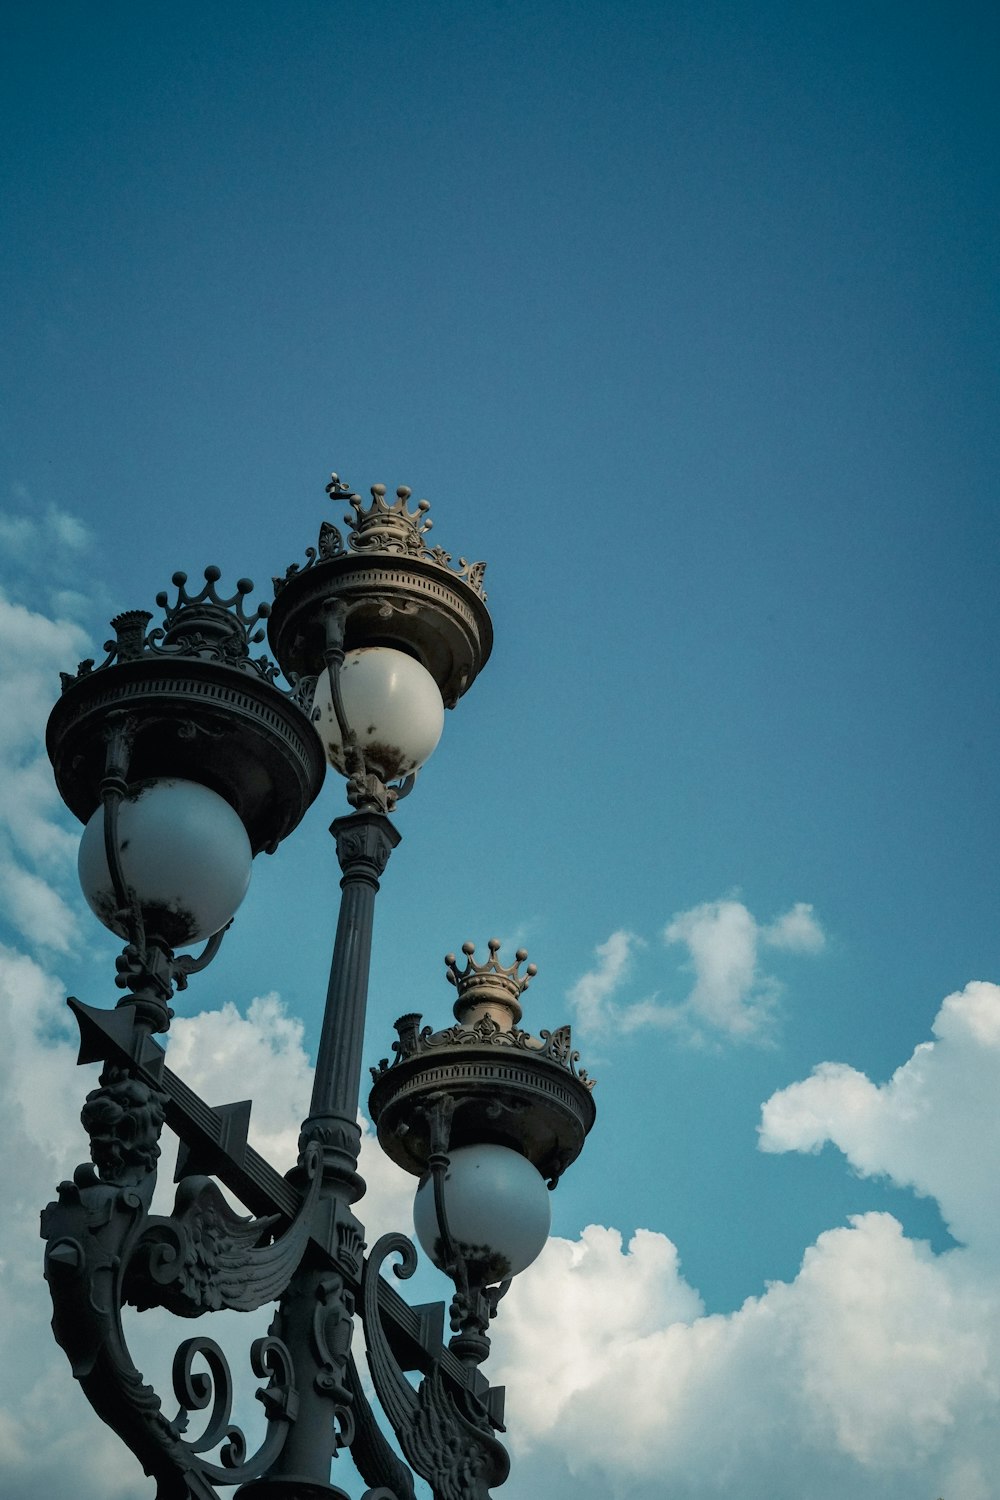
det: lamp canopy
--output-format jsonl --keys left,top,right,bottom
{"left": 369, "top": 941, "right": 596, "bottom": 1190}
{"left": 268, "top": 476, "right": 493, "bottom": 710}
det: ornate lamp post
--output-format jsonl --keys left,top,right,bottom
{"left": 40, "top": 473, "right": 596, "bottom": 1500}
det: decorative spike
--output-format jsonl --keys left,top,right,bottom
{"left": 109, "top": 611, "right": 153, "bottom": 663}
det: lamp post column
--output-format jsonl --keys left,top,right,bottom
{"left": 301, "top": 809, "right": 401, "bottom": 1195}
{"left": 244, "top": 811, "right": 400, "bottom": 1500}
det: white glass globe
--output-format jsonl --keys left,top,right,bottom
{"left": 312, "top": 647, "right": 444, "bottom": 782}
{"left": 413, "top": 1143, "right": 552, "bottom": 1281}
{"left": 78, "top": 778, "right": 252, "bottom": 948}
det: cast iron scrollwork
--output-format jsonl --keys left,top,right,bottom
{"left": 128, "top": 1145, "right": 322, "bottom": 1317}
{"left": 41, "top": 1067, "right": 322, "bottom": 1495}
{"left": 358, "top": 1234, "right": 510, "bottom": 1500}
{"left": 166, "top": 1333, "right": 297, "bottom": 1486}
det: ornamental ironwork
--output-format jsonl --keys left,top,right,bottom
{"left": 40, "top": 469, "right": 595, "bottom": 1500}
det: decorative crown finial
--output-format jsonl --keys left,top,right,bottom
{"left": 445, "top": 939, "right": 537, "bottom": 1029}
{"left": 274, "top": 469, "right": 488, "bottom": 602}
{"left": 343, "top": 482, "right": 433, "bottom": 556}
{"left": 155, "top": 566, "right": 270, "bottom": 647}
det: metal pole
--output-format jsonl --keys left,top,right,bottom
{"left": 242, "top": 811, "right": 400, "bottom": 1497}
{"left": 302, "top": 810, "right": 401, "bottom": 1194}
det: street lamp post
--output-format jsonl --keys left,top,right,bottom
{"left": 40, "top": 473, "right": 596, "bottom": 1500}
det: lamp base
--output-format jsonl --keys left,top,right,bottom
{"left": 234, "top": 1478, "right": 353, "bottom": 1500}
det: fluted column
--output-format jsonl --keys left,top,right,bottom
{"left": 240, "top": 813, "right": 400, "bottom": 1500}
{"left": 297, "top": 811, "right": 401, "bottom": 1197}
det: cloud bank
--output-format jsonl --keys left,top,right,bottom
{"left": 493, "top": 982, "right": 1000, "bottom": 1499}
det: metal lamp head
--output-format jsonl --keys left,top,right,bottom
{"left": 47, "top": 567, "right": 326, "bottom": 857}
{"left": 369, "top": 942, "right": 597, "bottom": 1192}
{"left": 267, "top": 474, "right": 492, "bottom": 811}
{"left": 269, "top": 476, "right": 493, "bottom": 705}
{"left": 47, "top": 566, "right": 327, "bottom": 1028}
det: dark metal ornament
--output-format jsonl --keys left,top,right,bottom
{"left": 369, "top": 943, "right": 596, "bottom": 1189}
{"left": 268, "top": 477, "right": 492, "bottom": 712}
{"left": 39, "top": 471, "right": 595, "bottom": 1500}
{"left": 47, "top": 568, "right": 326, "bottom": 856}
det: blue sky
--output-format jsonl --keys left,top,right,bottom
{"left": 1, "top": 3, "right": 999, "bottom": 1497}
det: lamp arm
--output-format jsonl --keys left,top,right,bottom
{"left": 172, "top": 922, "right": 231, "bottom": 985}
{"left": 321, "top": 596, "right": 352, "bottom": 747}
{"left": 99, "top": 712, "right": 146, "bottom": 955}
{"left": 321, "top": 595, "right": 407, "bottom": 815}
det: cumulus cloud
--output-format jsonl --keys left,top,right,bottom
{"left": 760, "top": 979, "right": 1000, "bottom": 1254}
{"left": 568, "top": 900, "right": 825, "bottom": 1041}
{"left": 661, "top": 897, "right": 824, "bottom": 1040}
{"left": 0, "top": 591, "right": 93, "bottom": 954}
{"left": 761, "top": 900, "right": 826, "bottom": 953}
{"left": 494, "top": 1210, "right": 1000, "bottom": 1500}
{"left": 490, "top": 980, "right": 1000, "bottom": 1499}
{"left": 566, "top": 929, "right": 642, "bottom": 1032}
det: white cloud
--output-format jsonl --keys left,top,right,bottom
{"left": 0, "top": 591, "right": 92, "bottom": 953}
{"left": 490, "top": 980, "right": 1000, "bottom": 1499}
{"left": 663, "top": 898, "right": 770, "bottom": 1038}
{"left": 46, "top": 506, "right": 91, "bottom": 553}
{"left": 569, "top": 900, "right": 825, "bottom": 1041}
{"left": 0, "top": 849, "right": 79, "bottom": 952}
{"left": 0, "top": 495, "right": 92, "bottom": 562}
{"left": 494, "top": 1214, "right": 999, "bottom": 1500}
{"left": 761, "top": 900, "right": 826, "bottom": 953}
{"left": 566, "top": 929, "right": 642, "bottom": 1032}
{"left": 760, "top": 979, "right": 1000, "bottom": 1255}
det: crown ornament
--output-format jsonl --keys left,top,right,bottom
{"left": 273, "top": 471, "right": 488, "bottom": 605}
{"left": 58, "top": 569, "right": 281, "bottom": 695}
{"left": 342, "top": 480, "right": 433, "bottom": 556}
{"left": 445, "top": 939, "right": 537, "bottom": 1029}
{"left": 155, "top": 566, "right": 269, "bottom": 647}
{"left": 369, "top": 938, "right": 595, "bottom": 1190}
